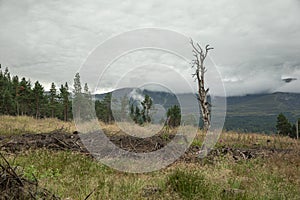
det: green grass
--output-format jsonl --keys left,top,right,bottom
{"left": 1, "top": 116, "right": 300, "bottom": 199}
{"left": 1, "top": 149, "right": 299, "bottom": 200}
{"left": 167, "top": 169, "right": 216, "bottom": 200}
{"left": 2, "top": 150, "right": 168, "bottom": 199}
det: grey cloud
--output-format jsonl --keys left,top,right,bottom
{"left": 0, "top": 0, "right": 299, "bottom": 95}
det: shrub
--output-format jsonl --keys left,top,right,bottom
{"left": 167, "top": 169, "right": 212, "bottom": 199}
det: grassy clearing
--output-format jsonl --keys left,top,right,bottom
{"left": 1, "top": 116, "right": 300, "bottom": 199}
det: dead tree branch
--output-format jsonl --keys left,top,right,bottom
{"left": 190, "top": 39, "right": 213, "bottom": 132}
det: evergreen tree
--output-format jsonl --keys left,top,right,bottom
{"left": 119, "top": 94, "right": 128, "bottom": 121}
{"left": 83, "top": 82, "right": 94, "bottom": 120}
{"left": 95, "top": 93, "right": 114, "bottom": 123}
{"left": 167, "top": 105, "right": 181, "bottom": 127}
{"left": 73, "top": 73, "right": 93, "bottom": 121}
{"left": 130, "top": 104, "right": 135, "bottom": 120}
{"left": 141, "top": 94, "right": 153, "bottom": 123}
{"left": 12, "top": 75, "right": 20, "bottom": 115}
{"left": 276, "top": 113, "right": 292, "bottom": 136}
{"left": 103, "top": 93, "right": 113, "bottom": 123}
{"left": 83, "top": 82, "right": 92, "bottom": 100}
{"left": 59, "top": 82, "right": 71, "bottom": 121}
{"left": 0, "top": 67, "right": 15, "bottom": 115}
{"left": 0, "top": 66, "right": 74, "bottom": 120}
{"left": 19, "top": 77, "right": 33, "bottom": 115}
{"left": 134, "top": 106, "right": 143, "bottom": 125}
{"left": 0, "top": 66, "right": 19, "bottom": 115}
{"left": 73, "top": 73, "right": 82, "bottom": 95}
{"left": 49, "top": 82, "right": 57, "bottom": 118}
{"left": 95, "top": 100, "right": 102, "bottom": 121}
{"left": 2, "top": 89, "right": 14, "bottom": 115}
{"left": 128, "top": 95, "right": 153, "bottom": 125}
{"left": 33, "top": 81, "right": 45, "bottom": 119}
{"left": 84, "top": 83, "right": 89, "bottom": 94}
{"left": 73, "top": 73, "right": 83, "bottom": 119}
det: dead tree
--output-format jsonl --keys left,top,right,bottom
{"left": 190, "top": 39, "right": 213, "bottom": 132}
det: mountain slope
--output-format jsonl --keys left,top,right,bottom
{"left": 225, "top": 92, "right": 300, "bottom": 133}
{"left": 95, "top": 89, "right": 300, "bottom": 133}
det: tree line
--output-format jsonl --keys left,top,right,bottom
{"left": 129, "top": 95, "right": 181, "bottom": 127}
{"left": 4, "top": 64, "right": 299, "bottom": 135}
{"left": 0, "top": 65, "right": 181, "bottom": 127}
{"left": 0, "top": 65, "right": 71, "bottom": 121}
{"left": 0, "top": 65, "right": 113, "bottom": 123}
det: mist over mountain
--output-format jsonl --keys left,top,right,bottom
{"left": 95, "top": 88, "right": 300, "bottom": 133}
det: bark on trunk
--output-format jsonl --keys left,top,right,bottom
{"left": 191, "top": 40, "right": 213, "bottom": 132}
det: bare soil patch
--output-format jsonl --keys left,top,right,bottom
{"left": 0, "top": 131, "right": 296, "bottom": 162}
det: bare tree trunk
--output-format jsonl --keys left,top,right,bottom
{"left": 190, "top": 40, "right": 213, "bottom": 132}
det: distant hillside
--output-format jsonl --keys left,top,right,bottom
{"left": 95, "top": 89, "right": 300, "bottom": 133}
{"left": 95, "top": 88, "right": 180, "bottom": 109}
{"left": 225, "top": 92, "right": 300, "bottom": 133}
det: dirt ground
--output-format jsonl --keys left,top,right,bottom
{"left": 0, "top": 131, "right": 298, "bottom": 199}
{"left": 0, "top": 131, "right": 295, "bottom": 163}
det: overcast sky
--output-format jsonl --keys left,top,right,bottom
{"left": 0, "top": 0, "right": 299, "bottom": 96}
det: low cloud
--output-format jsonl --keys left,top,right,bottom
{"left": 0, "top": 0, "right": 299, "bottom": 95}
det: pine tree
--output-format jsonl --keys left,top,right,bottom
{"left": 0, "top": 67, "right": 15, "bottom": 115}
{"left": 84, "top": 83, "right": 89, "bottom": 94}
{"left": 120, "top": 94, "right": 128, "bottom": 121}
{"left": 12, "top": 75, "right": 20, "bottom": 115}
{"left": 134, "top": 106, "right": 142, "bottom": 124}
{"left": 2, "top": 89, "right": 14, "bottom": 115}
{"left": 103, "top": 93, "right": 113, "bottom": 123}
{"left": 130, "top": 104, "right": 135, "bottom": 120}
{"left": 73, "top": 73, "right": 82, "bottom": 95}
{"left": 83, "top": 82, "right": 92, "bottom": 100}
{"left": 73, "top": 73, "right": 95, "bottom": 121}
{"left": 95, "top": 93, "right": 114, "bottom": 123}
{"left": 167, "top": 105, "right": 181, "bottom": 128}
{"left": 0, "top": 67, "right": 20, "bottom": 115}
{"left": 141, "top": 94, "right": 153, "bottom": 123}
{"left": 95, "top": 100, "right": 102, "bottom": 121}
{"left": 19, "top": 77, "right": 33, "bottom": 115}
{"left": 33, "top": 81, "right": 45, "bottom": 119}
{"left": 0, "top": 66, "right": 75, "bottom": 120}
{"left": 73, "top": 73, "right": 82, "bottom": 119}
{"left": 59, "top": 82, "right": 70, "bottom": 121}
{"left": 276, "top": 113, "right": 292, "bottom": 136}
{"left": 49, "top": 82, "right": 57, "bottom": 118}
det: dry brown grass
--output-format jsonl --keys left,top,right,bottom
{"left": 0, "top": 115, "right": 76, "bottom": 135}
{"left": 216, "top": 131, "right": 300, "bottom": 150}
{"left": 1, "top": 115, "right": 299, "bottom": 151}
